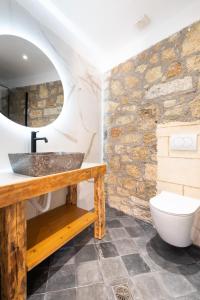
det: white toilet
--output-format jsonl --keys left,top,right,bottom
{"left": 150, "top": 191, "right": 200, "bottom": 247}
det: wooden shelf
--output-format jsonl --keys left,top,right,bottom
{"left": 27, "top": 204, "right": 97, "bottom": 271}
{"left": 0, "top": 164, "right": 106, "bottom": 300}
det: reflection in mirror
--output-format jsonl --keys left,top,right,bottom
{"left": 0, "top": 35, "right": 64, "bottom": 127}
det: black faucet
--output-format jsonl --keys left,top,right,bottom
{"left": 31, "top": 131, "right": 48, "bottom": 153}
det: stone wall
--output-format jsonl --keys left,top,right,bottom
{"left": 104, "top": 21, "right": 200, "bottom": 222}
{"left": 0, "top": 86, "right": 9, "bottom": 117}
{"left": 9, "top": 80, "right": 63, "bottom": 127}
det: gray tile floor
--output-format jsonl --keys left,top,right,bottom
{"left": 28, "top": 205, "right": 200, "bottom": 300}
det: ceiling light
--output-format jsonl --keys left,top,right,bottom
{"left": 22, "top": 54, "right": 28, "bottom": 60}
{"left": 135, "top": 15, "right": 151, "bottom": 29}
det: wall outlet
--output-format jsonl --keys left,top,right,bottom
{"left": 170, "top": 134, "right": 197, "bottom": 151}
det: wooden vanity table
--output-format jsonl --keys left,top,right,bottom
{"left": 0, "top": 163, "right": 106, "bottom": 300}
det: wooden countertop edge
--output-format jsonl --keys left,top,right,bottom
{"left": 0, "top": 163, "right": 106, "bottom": 208}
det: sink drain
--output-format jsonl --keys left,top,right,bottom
{"left": 113, "top": 284, "right": 133, "bottom": 300}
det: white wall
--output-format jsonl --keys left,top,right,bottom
{"left": 0, "top": 0, "right": 102, "bottom": 218}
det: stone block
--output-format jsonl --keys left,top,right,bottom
{"left": 105, "top": 174, "right": 117, "bottom": 185}
{"left": 37, "top": 100, "right": 46, "bottom": 108}
{"left": 143, "top": 133, "right": 156, "bottom": 145}
{"left": 121, "top": 154, "right": 132, "bottom": 162}
{"left": 110, "top": 80, "right": 124, "bottom": 96}
{"left": 145, "top": 66, "right": 162, "bottom": 83}
{"left": 139, "top": 118, "right": 156, "bottom": 130}
{"left": 30, "top": 85, "right": 37, "bottom": 91}
{"left": 118, "top": 60, "right": 134, "bottom": 73}
{"left": 119, "top": 105, "right": 136, "bottom": 112}
{"left": 164, "top": 99, "right": 176, "bottom": 108}
{"left": 120, "top": 133, "right": 141, "bottom": 144}
{"left": 135, "top": 64, "right": 147, "bottom": 73}
{"left": 187, "top": 54, "right": 200, "bottom": 71}
{"left": 117, "top": 187, "right": 130, "bottom": 197}
{"left": 105, "top": 101, "right": 119, "bottom": 113}
{"left": 30, "top": 119, "right": 47, "bottom": 127}
{"left": 110, "top": 127, "right": 122, "bottom": 138}
{"left": 107, "top": 186, "right": 116, "bottom": 195}
{"left": 149, "top": 53, "right": 159, "bottom": 64}
{"left": 109, "top": 195, "right": 126, "bottom": 207}
{"left": 115, "top": 115, "right": 135, "bottom": 125}
{"left": 46, "top": 98, "right": 56, "bottom": 107}
{"left": 190, "top": 95, "right": 200, "bottom": 118}
{"left": 119, "top": 177, "right": 137, "bottom": 190}
{"left": 161, "top": 48, "right": 176, "bottom": 61}
{"left": 145, "top": 76, "right": 193, "bottom": 99}
{"left": 39, "top": 85, "right": 48, "bottom": 98}
{"left": 145, "top": 164, "right": 157, "bottom": 181}
{"left": 56, "top": 94, "right": 64, "bottom": 104}
{"left": 29, "top": 109, "right": 43, "bottom": 118}
{"left": 164, "top": 105, "right": 184, "bottom": 118}
{"left": 132, "top": 147, "right": 148, "bottom": 160}
{"left": 126, "top": 165, "right": 141, "bottom": 178}
{"left": 182, "top": 22, "right": 200, "bottom": 56}
{"left": 131, "top": 90, "right": 143, "bottom": 99}
{"left": 166, "top": 62, "right": 182, "bottom": 78}
{"left": 104, "top": 144, "right": 113, "bottom": 154}
{"left": 58, "top": 85, "right": 63, "bottom": 93}
{"left": 131, "top": 196, "right": 149, "bottom": 209}
{"left": 50, "top": 87, "right": 58, "bottom": 95}
{"left": 44, "top": 107, "right": 59, "bottom": 116}
{"left": 124, "top": 76, "right": 139, "bottom": 89}
{"left": 114, "top": 144, "right": 126, "bottom": 154}
{"left": 109, "top": 156, "right": 120, "bottom": 170}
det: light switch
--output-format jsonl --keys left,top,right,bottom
{"left": 170, "top": 134, "right": 197, "bottom": 151}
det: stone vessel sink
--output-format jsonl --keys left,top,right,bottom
{"left": 8, "top": 152, "right": 85, "bottom": 177}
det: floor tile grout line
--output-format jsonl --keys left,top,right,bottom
{"left": 43, "top": 281, "right": 114, "bottom": 295}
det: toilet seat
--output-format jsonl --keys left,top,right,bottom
{"left": 150, "top": 191, "right": 200, "bottom": 216}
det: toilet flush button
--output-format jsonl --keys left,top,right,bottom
{"left": 170, "top": 134, "right": 197, "bottom": 151}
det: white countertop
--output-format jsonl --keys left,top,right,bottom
{"left": 0, "top": 162, "right": 104, "bottom": 187}
{"left": 0, "top": 172, "right": 33, "bottom": 186}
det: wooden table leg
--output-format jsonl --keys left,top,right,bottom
{"left": 94, "top": 175, "right": 105, "bottom": 239}
{"left": 66, "top": 185, "right": 77, "bottom": 205}
{"left": 0, "top": 202, "right": 27, "bottom": 300}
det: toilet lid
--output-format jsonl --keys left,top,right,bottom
{"left": 150, "top": 191, "right": 200, "bottom": 215}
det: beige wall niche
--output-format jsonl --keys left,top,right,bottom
{"left": 157, "top": 120, "right": 200, "bottom": 247}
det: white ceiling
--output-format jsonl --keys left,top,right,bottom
{"left": 0, "top": 35, "right": 59, "bottom": 87}
{"left": 16, "top": 0, "right": 200, "bottom": 72}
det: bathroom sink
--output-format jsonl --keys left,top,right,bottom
{"left": 8, "top": 152, "right": 85, "bottom": 177}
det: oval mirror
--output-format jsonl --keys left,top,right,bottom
{"left": 0, "top": 35, "right": 64, "bottom": 127}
